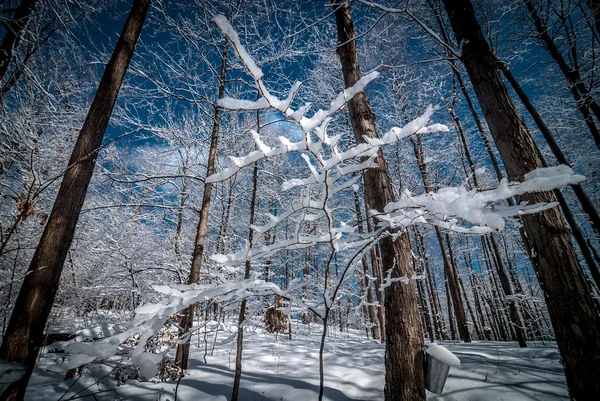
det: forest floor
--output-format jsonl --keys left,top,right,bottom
{"left": 26, "top": 317, "right": 568, "bottom": 401}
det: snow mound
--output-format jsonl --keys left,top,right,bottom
{"left": 424, "top": 343, "right": 461, "bottom": 367}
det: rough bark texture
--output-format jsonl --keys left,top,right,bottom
{"left": 443, "top": 1, "right": 600, "bottom": 398}
{"left": 175, "top": 43, "right": 228, "bottom": 369}
{"left": 334, "top": 3, "right": 425, "bottom": 400}
{"left": 0, "top": 1, "right": 149, "bottom": 399}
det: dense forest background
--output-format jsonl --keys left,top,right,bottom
{"left": 0, "top": 0, "right": 599, "bottom": 400}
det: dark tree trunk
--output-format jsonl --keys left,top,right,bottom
{"left": 587, "top": 0, "right": 600, "bottom": 37}
{"left": 0, "top": 0, "right": 36, "bottom": 84}
{"left": 415, "top": 226, "right": 446, "bottom": 339}
{"left": 354, "top": 189, "right": 381, "bottom": 340}
{"left": 231, "top": 125, "right": 260, "bottom": 401}
{"left": 175, "top": 43, "right": 228, "bottom": 370}
{"left": 443, "top": 1, "right": 600, "bottom": 398}
{"left": 488, "top": 235, "right": 527, "bottom": 347}
{"left": 364, "top": 201, "right": 386, "bottom": 342}
{"left": 0, "top": 1, "right": 149, "bottom": 399}
{"left": 334, "top": 3, "right": 425, "bottom": 400}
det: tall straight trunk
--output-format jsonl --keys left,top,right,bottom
{"left": 334, "top": 3, "right": 425, "bottom": 399}
{"left": 415, "top": 226, "right": 446, "bottom": 339}
{"left": 500, "top": 60, "right": 600, "bottom": 289}
{"left": 353, "top": 189, "right": 380, "bottom": 340}
{"left": 444, "top": 280, "right": 456, "bottom": 340}
{"left": 364, "top": 200, "right": 386, "bottom": 342}
{"left": 0, "top": 2, "right": 149, "bottom": 399}
{"left": 231, "top": 131, "right": 260, "bottom": 401}
{"left": 411, "top": 136, "right": 471, "bottom": 342}
{"left": 174, "top": 173, "right": 188, "bottom": 262}
{"left": 523, "top": 0, "right": 600, "bottom": 150}
{"left": 417, "top": 279, "right": 435, "bottom": 342}
{"left": 443, "top": 1, "right": 600, "bottom": 397}
{"left": 481, "top": 239, "right": 509, "bottom": 340}
{"left": 0, "top": 0, "right": 36, "bottom": 84}
{"left": 446, "top": 235, "right": 481, "bottom": 340}
{"left": 175, "top": 43, "right": 228, "bottom": 370}
{"left": 488, "top": 235, "right": 527, "bottom": 347}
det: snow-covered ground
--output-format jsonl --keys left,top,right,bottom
{"left": 26, "top": 321, "right": 568, "bottom": 401}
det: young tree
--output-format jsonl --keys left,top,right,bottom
{"left": 442, "top": 0, "right": 600, "bottom": 398}
{"left": 0, "top": 1, "right": 150, "bottom": 399}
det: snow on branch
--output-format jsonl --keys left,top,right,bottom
{"left": 208, "top": 14, "right": 585, "bottom": 270}
{"left": 379, "top": 165, "right": 584, "bottom": 234}
{"left": 56, "top": 17, "right": 587, "bottom": 381}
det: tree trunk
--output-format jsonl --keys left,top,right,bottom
{"left": 175, "top": 42, "right": 228, "bottom": 370}
{"left": 587, "top": 0, "right": 600, "bottom": 37}
{"left": 231, "top": 125, "right": 260, "bottom": 401}
{"left": 411, "top": 136, "right": 471, "bottom": 342}
{"left": 0, "top": 0, "right": 36, "bottom": 84}
{"left": 415, "top": 226, "right": 446, "bottom": 339}
{"left": 0, "top": 1, "right": 149, "bottom": 399}
{"left": 443, "top": 1, "right": 600, "bottom": 398}
{"left": 488, "top": 235, "right": 527, "bottom": 347}
{"left": 334, "top": 3, "right": 425, "bottom": 399}
{"left": 364, "top": 201, "right": 386, "bottom": 342}
{"left": 354, "top": 189, "right": 380, "bottom": 340}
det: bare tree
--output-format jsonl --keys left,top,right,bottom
{"left": 442, "top": 0, "right": 600, "bottom": 398}
{"left": 333, "top": 2, "right": 426, "bottom": 400}
{"left": 0, "top": 1, "right": 149, "bottom": 399}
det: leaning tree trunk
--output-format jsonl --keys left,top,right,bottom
{"left": 175, "top": 42, "right": 228, "bottom": 370}
{"left": 443, "top": 1, "right": 600, "bottom": 398}
{"left": 0, "top": 1, "right": 149, "bottom": 399}
{"left": 334, "top": 3, "right": 425, "bottom": 400}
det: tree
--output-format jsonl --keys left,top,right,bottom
{"left": 442, "top": 0, "right": 600, "bottom": 398}
{"left": 332, "top": 2, "right": 426, "bottom": 399}
{"left": 0, "top": 1, "right": 149, "bottom": 399}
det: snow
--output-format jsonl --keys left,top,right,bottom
{"left": 424, "top": 343, "right": 461, "bottom": 367}
{"left": 26, "top": 323, "right": 568, "bottom": 401}
{"left": 212, "top": 15, "right": 263, "bottom": 80}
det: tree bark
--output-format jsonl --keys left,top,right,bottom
{"left": 231, "top": 126, "right": 260, "bottom": 401}
{"left": 0, "top": 1, "right": 149, "bottom": 399}
{"left": 334, "top": 3, "right": 425, "bottom": 399}
{"left": 175, "top": 42, "right": 228, "bottom": 370}
{"left": 354, "top": 189, "right": 380, "bottom": 340}
{"left": 443, "top": 1, "right": 600, "bottom": 398}
{"left": 488, "top": 235, "right": 527, "bottom": 347}
{"left": 364, "top": 200, "right": 386, "bottom": 342}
